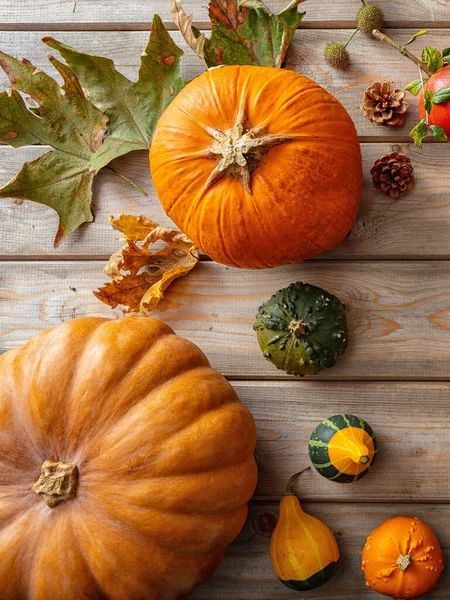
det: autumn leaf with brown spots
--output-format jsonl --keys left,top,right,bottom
{"left": 94, "top": 215, "right": 199, "bottom": 315}
{"left": 172, "top": 0, "right": 306, "bottom": 68}
{"left": 0, "top": 15, "right": 185, "bottom": 246}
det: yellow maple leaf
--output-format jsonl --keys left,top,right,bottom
{"left": 94, "top": 214, "right": 199, "bottom": 314}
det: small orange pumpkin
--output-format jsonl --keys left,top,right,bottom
{"left": 150, "top": 65, "right": 363, "bottom": 269}
{"left": 362, "top": 516, "right": 444, "bottom": 599}
{"left": 0, "top": 316, "right": 258, "bottom": 599}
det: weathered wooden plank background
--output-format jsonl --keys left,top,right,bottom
{"left": 193, "top": 502, "right": 450, "bottom": 598}
{"left": 3, "top": 260, "right": 450, "bottom": 381}
{"left": 1, "top": 0, "right": 450, "bottom": 598}
{"left": 2, "top": 142, "right": 450, "bottom": 259}
{"left": 0, "top": 0, "right": 448, "bottom": 27}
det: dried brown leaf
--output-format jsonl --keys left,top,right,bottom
{"left": 94, "top": 214, "right": 199, "bottom": 315}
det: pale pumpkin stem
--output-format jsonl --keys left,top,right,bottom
{"left": 203, "top": 112, "right": 301, "bottom": 194}
{"left": 396, "top": 554, "right": 412, "bottom": 571}
{"left": 285, "top": 466, "right": 311, "bottom": 496}
{"left": 32, "top": 459, "right": 79, "bottom": 508}
{"left": 359, "top": 455, "right": 370, "bottom": 465}
{"left": 288, "top": 319, "right": 306, "bottom": 338}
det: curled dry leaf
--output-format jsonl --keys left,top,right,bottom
{"left": 94, "top": 215, "right": 199, "bottom": 315}
{"left": 172, "top": 0, "right": 306, "bottom": 68}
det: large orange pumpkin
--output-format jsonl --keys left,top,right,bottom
{"left": 0, "top": 316, "right": 257, "bottom": 599}
{"left": 150, "top": 65, "right": 363, "bottom": 269}
{"left": 362, "top": 516, "right": 444, "bottom": 598}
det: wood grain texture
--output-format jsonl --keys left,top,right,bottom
{"left": 1, "top": 142, "right": 449, "bottom": 259}
{"left": 0, "top": 0, "right": 448, "bottom": 28}
{"left": 3, "top": 260, "right": 450, "bottom": 381}
{"left": 241, "top": 381, "right": 450, "bottom": 502}
{"left": 192, "top": 501, "right": 450, "bottom": 598}
{"left": 0, "top": 28, "right": 447, "bottom": 137}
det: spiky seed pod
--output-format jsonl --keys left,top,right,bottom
{"left": 357, "top": 3, "right": 384, "bottom": 37}
{"left": 324, "top": 42, "right": 350, "bottom": 70}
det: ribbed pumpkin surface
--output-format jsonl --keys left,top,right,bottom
{"left": 150, "top": 65, "right": 363, "bottom": 269}
{"left": 0, "top": 317, "right": 257, "bottom": 600}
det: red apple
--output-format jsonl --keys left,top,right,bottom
{"left": 419, "top": 64, "right": 450, "bottom": 138}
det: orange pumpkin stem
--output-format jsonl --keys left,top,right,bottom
{"left": 204, "top": 111, "right": 300, "bottom": 194}
{"left": 285, "top": 466, "right": 311, "bottom": 496}
{"left": 396, "top": 553, "right": 412, "bottom": 571}
{"left": 32, "top": 459, "right": 79, "bottom": 508}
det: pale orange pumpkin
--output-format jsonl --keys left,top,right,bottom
{"left": 0, "top": 316, "right": 257, "bottom": 599}
{"left": 150, "top": 65, "right": 363, "bottom": 269}
{"left": 362, "top": 516, "right": 444, "bottom": 598}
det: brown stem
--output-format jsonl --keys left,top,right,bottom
{"left": 32, "top": 459, "right": 79, "bottom": 508}
{"left": 372, "top": 29, "right": 432, "bottom": 76}
{"left": 283, "top": 0, "right": 306, "bottom": 10}
{"left": 285, "top": 466, "right": 311, "bottom": 496}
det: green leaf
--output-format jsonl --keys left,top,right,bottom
{"left": 430, "top": 124, "right": 448, "bottom": 141}
{"left": 409, "top": 119, "right": 428, "bottom": 148}
{"left": 422, "top": 47, "right": 443, "bottom": 74}
{"left": 442, "top": 47, "right": 450, "bottom": 58}
{"left": 172, "top": 0, "right": 306, "bottom": 68}
{"left": 0, "top": 16, "right": 185, "bottom": 246}
{"left": 405, "top": 78, "right": 425, "bottom": 96}
{"left": 0, "top": 53, "right": 107, "bottom": 245}
{"left": 433, "top": 87, "right": 450, "bottom": 104}
{"left": 423, "top": 89, "right": 434, "bottom": 114}
{"left": 44, "top": 14, "right": 185, "bottom": 150}
{"left": 404, "top": 29, "right": 428, "bottom": 47}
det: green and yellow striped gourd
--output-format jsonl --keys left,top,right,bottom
{"left": 309, "top": 414, "right": 377, "bottom": 483}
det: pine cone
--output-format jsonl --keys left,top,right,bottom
{"left": 362, "top": 80, "right": 408, "bottom": 126}
{"left": 370, "top": 152, "right": 414, "bottom": 198}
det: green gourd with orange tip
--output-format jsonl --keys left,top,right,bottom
{"left": 309, "top": 414, "right": 378, "bottom": 483}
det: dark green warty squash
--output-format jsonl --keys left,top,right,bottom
{"left": 254, "top": 282, "right": 348, "bottom": 376}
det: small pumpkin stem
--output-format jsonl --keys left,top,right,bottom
{"left": 32, "top": 459, "right": 79, "bottom": 508}
{"left": 344, "top": 438, "right": 371, "bottom": 466}
{"left": 203, "top": 112, "right": 300, "bottom": 194}
{"left": 285, "top": 466, "right": 311, "bottom": 496}
{"left": 396, "top": 554, "right": 412, "bottom": 571}
{"left": 372, "top": 29, "right": 432, "bottom": 76}
{"left": 288, "top": 319, "right": 306, "bottom": 338}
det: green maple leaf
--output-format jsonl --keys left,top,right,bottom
{"left": 0, "top": 15, "right": 185, "bottom": 247}
{"left": 172, "top": 0, "right": 306, "bottom": 68}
